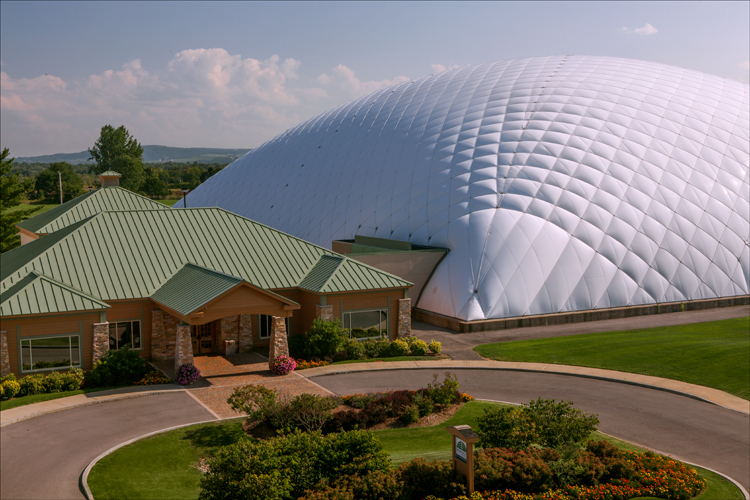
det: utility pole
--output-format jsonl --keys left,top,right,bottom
{"left": 58, "top": 171, "right": 63, "bottom": 205}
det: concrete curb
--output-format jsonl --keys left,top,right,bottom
{"left": 299, "top": 361, "right": 750, "bottom": 415}
{"left": 78, "top": 407, "right": 749, "bottom": 500}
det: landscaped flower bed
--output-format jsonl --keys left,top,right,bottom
{"left": 294, "top": 359, "right": 330, "bottom": 370}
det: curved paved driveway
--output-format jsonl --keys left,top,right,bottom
{"left": 0, "top": 392, "right": 215, "bottom": 500}
{"left": 312, "top": 369, "right": 750, "bottom": 490}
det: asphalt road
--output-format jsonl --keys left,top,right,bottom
{"left": 313, "top": 369, "right": 750, "bottom": 491}
{"left": 0, "top": 392, "right": 215, "bottom": 500}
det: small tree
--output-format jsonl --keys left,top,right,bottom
{"left": 0, "top": 148, "right": 35, "bottom": 252}
{"left": 140, "top": 167, "right": 170, "bottom": 198}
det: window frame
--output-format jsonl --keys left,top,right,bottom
{"left": 258, "top": 315, "right": 291, "bottom": 339}
{"left": 19, "top": 331, "right": 83, "bottom": 374}
{"left": 341, "top": 307, "right": 389, "bottom": 340}
{"left": 108, "top": 319, "right": 143, "bottom": 351}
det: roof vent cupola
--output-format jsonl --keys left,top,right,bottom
{"left": 99, "top": 171, "right": 121, "bottom": 187}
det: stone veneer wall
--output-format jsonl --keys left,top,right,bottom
{"left": 0, "top": 331, "right": 10, "bottom": 377}
{"left": 397, "top": 298, "right": 411, "bottom": 338}
{"left": 93, "top": 322, "right": 110, "bottom": 363}
{"left": 238, "top": 314, "right": 253, "bottom": 353}
{"left": 151, "top": 309, "right": 178, "bottom": 361}
{"left": 219, "top": 316, "right": 239, "bottom": 355}
{"left": 174, "top": 324, "right": 194, "bottom": 372}
{"left": 268, "top": 316, "right": 289, "bottom": 365}
{"left": 315, "top": 305, "right": 333, "bottom": 321}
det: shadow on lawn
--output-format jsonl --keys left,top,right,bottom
{"left": 182, "top": 421, "right": 247, "bottom": 451}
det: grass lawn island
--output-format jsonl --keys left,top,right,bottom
{"left": 0, "top": 172, "right": 413, "bottom": 378}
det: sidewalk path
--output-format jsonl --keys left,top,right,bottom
{"left": 412, "top": 304, "right": 750, "bottom": 360}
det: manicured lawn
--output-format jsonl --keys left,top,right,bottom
{"left": 331, "top": 355, "right": 449, "bottom": 365}
{"left": 2, "top": 203, "right": 57, "bottom": 217}
{"left": 475, "top": 317, "right": 750, "bottom": 400}
{"left": 86, "top": 401, "right": 743, "bottom": 500}
{"left": 1, "top": 386, "right": 126, "bottom": 411}
{"left": 156, "top": 199, "right": 180, "bottom": 207}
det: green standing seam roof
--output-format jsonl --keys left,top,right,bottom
{"left": 298, "top": 255, "right": 344, "bottom": 292}
{"left": 1, "top": 208, "right": 412, "bottom": 315}
{"left": 0, "top": 271, "right": 110, "bottom": 317}
{"left": 17, "top": 186, "right": 168, "bottom": 234}
{"left": 150, "top": 263, "right": 243, "bottom": 315}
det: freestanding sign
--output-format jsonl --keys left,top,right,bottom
{"left": 447, "top": 425, "right": 479, "bottom": 493}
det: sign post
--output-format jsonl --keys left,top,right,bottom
{"left": 447, "top": 425, "right": 479, "bottom": 493}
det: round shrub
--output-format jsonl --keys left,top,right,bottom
{"left": 1, "top": 379, "right": 21, "bottom": 399}
{"left": 42, "top": 371, "right": 65, "bottom": 393}
{"left": 176, "top": 363, "right": 201, "bottom": 385}
{"left": 85, "top": 347, "right": 148, "bottom": 387}
{"left": 428, "top": 340, "right": 442, "bottom": 354}
{"left": 410, "top": 339, "right": 428, "bottom": 356}
{"left": 269, "top": 355, "right": 296, "bottom": 375}
{"left": 399, "top": 404, "right": 420, "bottom": 425}
{"left": 61, "top": 368, "right": 85, "bottom": 391}
{"left": 19, "top": 374, "right": 45, "bottom": 396}
{"left": 389, "top": 339, "right": 409, "bottom": 357}
{"left": 343, "top": 339, "right": 366, "bottom": 360}
{"left": 305, "top": 319, "right": 347, "bottom": 359}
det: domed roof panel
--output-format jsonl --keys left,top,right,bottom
{"left": 187, "top": 55, "right": 750, "bottom": 321}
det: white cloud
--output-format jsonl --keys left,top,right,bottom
{"left": 431, "top": 64, "right": 459, "bottom": 73}
{"left": 0, "top": 50, "right": 409, "bottom": 156}
{"left": 317, "top": 64, "right": 409, "bottom": 96}
{"left": 619, "top": 23, "right": 658, "bottom": 35}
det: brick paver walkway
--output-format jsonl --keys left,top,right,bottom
{"left": 162, "top": 353, "right": 336, "bottom": 418}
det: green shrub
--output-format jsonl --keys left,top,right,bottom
{"left": 61, "top": 368, "right": 85, "bottom": 390}
{"left": 526, "top": 398, "right": 599, "bottom": 449}
{"left": 476, "top": 406, "right": 539, "bottom": 450}
{"left": 476, "top": 399, "right": 599, "bottom": 450}
{"left": 306, "top": 470, "right": 402, "bottom": 500}
{"left": 18, "top": 374, "right": 45, "bottom": 396}
{"left": 397, "top": 457, "right": 466, "bottom": 500}
{"left": 363, "top": 339, "right": 391, "bottom": 358}
{"left": 473, "top": 447, "right": 557, "bottom": 493}
{"left": 288, "top": 393, "right": 338, "bottom": 432}
{"left": 227, "top": 384, "right": 284, "bottom": 423}
{"left": 428, "top": 340, "right": 442, "bottom": 354}
{"left": 1, "top": 379, "right": 21, "bottom": 399}
{"left": 343, "top": 339, "right": 366, "bottom": 360}
{"left": 305, "top": 319, "right": 347, "bottom": 359}
{"left": 399, "top": 404, "right": 420, "bottom": 425}
{"left": 351, "top": 328, "right": 368, "bottom": 339}
{"left": 389, "top": 339, "right": 409, "bottom": 357}
{"left": 410, "top": 339, "right": 428, "bottom": 356}
{"left": 85, "top": 347, "right": 148, "bottom": 387}
{"left": 427, "top": 372, "right": 459, "bottom": 406}
{"left": 42, "top": 371, "right": 65, "bottom": 393}
{"left": 200, "top": 430, "right": 390, "bottom": 500}
{"left": 412, "top": 391, "right": 435, "bottom": 417}
{"left": 288, "top": 334, "right": 307, "bottom": 359}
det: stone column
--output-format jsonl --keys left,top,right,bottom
{"left": 219, "top": 316, "right": 239, "bottom": 354}
{"left": 397, "top": 298, "right": 411, "bottom": 339}
{"left": 93, "top": 322, "right": 110, "bottom": 364}
{"left": 238, "top": 314, "right": 254, "bottom": 353}
{"left": 174, "top": 324, "right": 194, "bottom": 373}
{"left": 151, "top": 310, "right": 166, "bottom": 361}
{"left": 268, "top": 316, "right": 289, "bottom": 365}
{"left": 0, "top": 331, "right": 10, "bottom": 377}
{"left": 315, "top": 305, "right": 334, "bottom": 321}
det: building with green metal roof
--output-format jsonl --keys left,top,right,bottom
{"left": 1, "top": 185, "right": 412, "bottom": 378}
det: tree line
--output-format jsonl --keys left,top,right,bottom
{"left": 1, "top": 124, "right": 228, "bottom": 251}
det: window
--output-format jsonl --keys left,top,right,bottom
{"left": 108, "top": 320, "right": 142, "bottom": 350}
{"left": 343, "top": 309, "right": 388, "bottom": 339}
{"left": 259, "top": 315, "right": 291, "bottom": 339}
{"left": 21, "top": 335, "right": 81, "bottom": 372}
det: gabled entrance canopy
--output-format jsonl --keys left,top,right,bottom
{"left": 150, "top": 263, "right": 299, "bottom": 325}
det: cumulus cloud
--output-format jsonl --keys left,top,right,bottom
{"left": 0, "top": 49, "right": 409, "bottom": 156}
{"left": 316, "top": 64, "right": 409, "bottom": 96}
{"left": 431, "top": 64, "right": 459, "bottom": 73}
{"left": 619, "top": 23, "right": 658, "bottom": 35}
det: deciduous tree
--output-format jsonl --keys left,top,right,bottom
{"left": 33, "top": 162, "right": 84, "bottom": 203}
{"left": 88, "top": 125, "right": 145, "bottom": 190}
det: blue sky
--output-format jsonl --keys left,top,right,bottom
{"left": 1, "top": 1, "right": 748, "bottom": 156}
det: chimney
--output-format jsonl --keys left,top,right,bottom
{"left": 99, "top": 171, "right": 121, "bottom": 187}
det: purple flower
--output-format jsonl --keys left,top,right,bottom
{"left": 269, "top": 355, "right": 296, "bottom": 375}
{"left": 176, "top": 363, "right": 201, "bottom": 385}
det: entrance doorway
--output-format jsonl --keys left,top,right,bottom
{"left": 191, "top": 322, "right": 214, "bottom": 355}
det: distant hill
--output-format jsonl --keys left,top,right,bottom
{"left": 16, "top": 146, "right": 251, "bottom": 165}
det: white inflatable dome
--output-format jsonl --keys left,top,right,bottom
{"left": 188, "top": 56, "right": 750, "bottom": 321}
